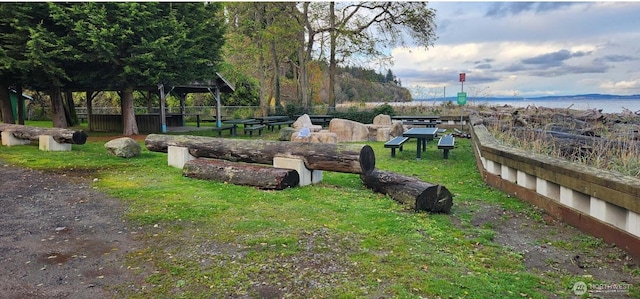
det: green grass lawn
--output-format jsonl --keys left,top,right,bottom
{"left": 1, "top": 122, "right": 637, "bottom": 298}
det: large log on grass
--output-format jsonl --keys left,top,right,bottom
{"left": 0, "top": 124, "right": 88, "bottom": 145}
{"left": 183, "top": 158, "right": 299, "bottom": 190}
{"left": 145, "top": 134, "right": 375, "bottom": 174}
{"left": 361, "top": 169, "right": 453, "bottom": 213}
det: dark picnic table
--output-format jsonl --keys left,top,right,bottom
{"left": 402, "top": 127, "right": 439, "bottom": 159}
{"left": 307, "top": 115, "right": 334, "bottom": 127}
{"left": 392, "top": 115, "right": 441, "bottom": 127}
{"left": 255, "top": 116, "right": 295, "bottom": 131}
{"left": 254, "top": 116, "right": 289, "bottom": 123}
{"left": 222, "top": 119, "right": 261, "bottom": 136}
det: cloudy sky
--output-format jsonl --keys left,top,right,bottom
{"left": 391, "top": 2, "right": 640, "bottom": 99}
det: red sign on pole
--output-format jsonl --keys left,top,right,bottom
{"left": 459, "top": 73, "right": 466, "bottom": 82}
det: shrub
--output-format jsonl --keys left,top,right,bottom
{"left": 372, "top": 103, "right": 395, "bottom": 116}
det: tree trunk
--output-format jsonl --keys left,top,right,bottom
{"left": 270, "top": 39, "right": 281, "bottom": 110}
{"left": 16, "top": 84, "right": 24, "bottom": 125}
{"left": 121, "top": 88, "right": 139, "bottom": 135}
{"left": 254, "top": 3, "right": 269, "bottom": 117}
{"left": 360, "top": 169, "right": 453, "bottom": 213}
{"left": 145, "top": 134, "right": 376, "bottom": 174}
{"left": 64, "top": 91, "right": 80, "bottom": 126}
{"left": 183, "top": 158, "right": 299, "bottom": 190}
{"left": 50, "top": 86, "right": 68, "bottom": 128}
{"left": 299, "top": 3, "right": 312, "bottom": 111}
{"left": 328, "top": 1, "right": 336, "bottom": 113}
{"left": 0, "top": 83, "right": 15, "bottom": 124}
{"left": 0, "top": 124, "right": 88, "bottom": 144}
{"left": 63, "top": 90, "right": 78, "bottom": 126}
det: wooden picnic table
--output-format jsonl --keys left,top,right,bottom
{"left": 402, "top": 127, "right": 439, "bottom": 159}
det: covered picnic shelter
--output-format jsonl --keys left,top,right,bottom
{"left": 87, "top": 72, "right": 235, "bottom": 133}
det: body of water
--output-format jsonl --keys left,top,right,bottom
{"left": 411, "top": 98, "right": 640, "bottom": 114}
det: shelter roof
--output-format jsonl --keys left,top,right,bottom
{"left": 166, "top": 73, "right": 235, "bottom": 94}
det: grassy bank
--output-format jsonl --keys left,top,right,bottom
{"left": 1, "top": 122, "right": 637, "bottom": 298}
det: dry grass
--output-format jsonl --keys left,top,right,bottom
{"left": 482, "top": 107, "right": 640, "bottom": 178}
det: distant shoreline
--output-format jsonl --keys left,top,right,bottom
{"left": 346, "top": 98, "right": 640, "bottom": 114}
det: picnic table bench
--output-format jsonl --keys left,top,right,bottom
{"left": 437, "top": 134, "right": 455, "bottom": 159}
{"left": 267, "top": 120, "right": 294, "bottom": 131}
{"left": 212, "top": 124, "right": 236, "bottom": 137}
{"left": 384, "top": 136, "right": 409, "bottom": 157}
{"left": 243, "top": 120, "right": 266, "bottom": 137}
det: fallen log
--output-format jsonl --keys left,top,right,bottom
{"left": 360, "top": 169, "right": 453, "bottom": 213}
{"left": 145, "top": 134, "right": 375, "bottom": 174}
{"left": 0, "top": 124, "right": 88, "bottom": 145}
{"left": 183, "top": 158, "right": 299, "bottom": 190}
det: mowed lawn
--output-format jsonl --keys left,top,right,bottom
{"left": 0, "top": 121, "right": 637, "bottom": 298}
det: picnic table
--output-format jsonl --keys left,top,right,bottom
{"left": 220, "top": 119, "right": 254, "bottom": 136}
{"left": 195, "top": 115, "right": 229, "bottom": 127}
{"left": 392, "top": 115, "right": 441, "bottom": 127}
{"left": 254, "top": 116, "right": 295, "bottom": 131}
{"left": 309, "top": 115, "right": 334, "bottom": 127}
{"left": 254, "top": 115, "right": 289, "bottom": 124}
{"left": 402, "top": 127, "right": 439, "bottom": 159}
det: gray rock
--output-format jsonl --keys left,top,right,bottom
{"left": 278, "top": 127, "right": 296, "bottom": 141}
{"left": 104, "top": 137, "right": 141, "bottom": 158}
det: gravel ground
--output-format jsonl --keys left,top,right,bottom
{"left": 0, "top": 163, "right": 142, "bottom": 299}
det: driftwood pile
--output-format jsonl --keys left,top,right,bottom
{"left": 475, "top": 105, "right": 640, "bottom": 159}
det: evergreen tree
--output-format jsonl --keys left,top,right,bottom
{"left": 51, "top": 2, "right": 226, "bottom": 134}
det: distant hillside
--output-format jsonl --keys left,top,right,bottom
{"left": 279, "top": 66, "right": 413, "bottom": 106}
{"left": 335, "top": 72, "right": 412, "bottom": 103}
{"left": 533, "top": 94, "right": 640, "bottom": 101}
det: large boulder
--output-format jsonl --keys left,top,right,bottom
{"left": 329, "top": 118, "right": 369, "bottom": 142}
{"left": 293, "top": 114, "right": 323, "bottom": 132}
{"left": 291, "top": 131, "right": 338, "bottom": 144}
{"left": 104, "top": 137, "right": 141, "bottom": 158}
{"left": 278, "top": 127, "right": 296, "bottom": 141}
{"left": 376, "top": 127, "right": 391, "bottom": 141}
{"left": 365, "top": 124, "right": 386, "bottom": 141}
{"left": 373, "top": 114, "right": 392, "bottom": 126}
{"left": 389, "top": 121, "right": 405, "bottom": 137}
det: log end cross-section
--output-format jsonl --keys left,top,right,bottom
{"left": 361, "top": 169, "right": 453, "bottom": 213}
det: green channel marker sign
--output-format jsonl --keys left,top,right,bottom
{"left": 457, "top": 92, "right": 467, "bottom": 105}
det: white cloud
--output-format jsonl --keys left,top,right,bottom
{"left": 391, "top": 1, "right": 640, "bottom": 98}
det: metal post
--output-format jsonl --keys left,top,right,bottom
{"left": 460, "top": 81, "right": 464, "bottom": 131}
{"left": 158, "top": 84, "right": 167, "bottom": 133}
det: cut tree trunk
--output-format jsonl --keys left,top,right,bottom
{"left": 0, "top": 124, "right": 88, "bottom": 145}
{"left": 360, "top": 169, "right": 453, "bottom": 213}
{"left": 145, "top": 134, "right": 375, "bottom": 174}
{"left": 183, "top": 158, "right": 299, "bottom": 190}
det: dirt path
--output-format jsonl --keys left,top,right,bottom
{"left": 0, "top": 162, "right": 142, "bottom": 298}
